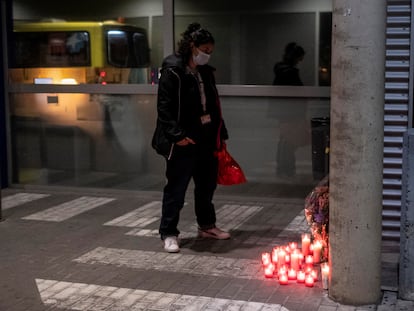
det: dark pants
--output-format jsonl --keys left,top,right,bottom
{"left": 159, "top": 145, "right": 218, "bottom": 239}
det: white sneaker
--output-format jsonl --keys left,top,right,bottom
{"left": 198, "top": 227, "right": 231, "bottom": 240}
{"left": 164, "top": 236, "right": 180, "bottom": 253}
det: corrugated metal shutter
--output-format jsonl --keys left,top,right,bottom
{"left": 382, "top": 0, "right": 411, "bottom": 241}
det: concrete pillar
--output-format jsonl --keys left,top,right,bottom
{"left": 399, "top": 130, "right": 414, "bottom": 300}
{"left": 329, "top": 0, "right": 386, "bottom": 305}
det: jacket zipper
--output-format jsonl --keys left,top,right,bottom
{"left": 167, "top": 69, "right": 181, "bottom": 160}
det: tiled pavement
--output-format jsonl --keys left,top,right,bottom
{"left": 0, "top": 186, "right": 412, "bottom": 311}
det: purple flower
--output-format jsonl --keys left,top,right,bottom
{"left": 314, "top": 213, "right": 325, "bottom": 224}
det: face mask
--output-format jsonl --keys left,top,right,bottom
{"left": 193, "top": 49, "right": 211, "bottom": 66}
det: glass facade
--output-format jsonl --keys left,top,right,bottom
{"left": 173, "top": 1, "right": 332, "bottom": 85}
{"left": 7, "top": 0, "right": 332, "bottom": 197}
{"left": 9, "top": 90, "right": 329, "bottom": 196}
{"left": 175, "top": 13, "right": 318, "bottom": 85}
{"left": 9, "top": 92, "right": 162, "bottom": 188}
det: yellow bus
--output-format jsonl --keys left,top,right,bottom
{"left": 10, "top": 20, "right": 151, "bottom": 84}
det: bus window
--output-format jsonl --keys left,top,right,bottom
{"left": 107, "top": 30, "right": 129, "bottom": 67}
{"left": 11, "top": 21, "right": 151, "bottom": 84}
{"left": 106, "top": 29, "right": 150, "bottom": 68}
{"left": 133, "top": 32, "right": 150, "bottom": 67}
{"left": 13, "top": 31, "right": 90, "bottom": 68}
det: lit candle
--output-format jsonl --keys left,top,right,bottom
{"left": 310, "top": 269, "right": 318, "bottom": 281}
{"left": 298, "top": 253, "right": 304, "bottom": 267}
{"left": 305, "top": 274, "right": 314, "bottom": 287}
{"left": 290, "top": 250, "right": 300, "bottom": 271}
{"left": 305, "top": 255, "right": 314, "bottom": 269}
{"left": 271, "top": 247, "right": 279, "bottom": 263}
{"left": 285, "top": 254, "right": 290, "bottom": 265}
{"left": 277, "top": 249, "right": 286, "bottom": 269}
{"left": 279, "top": 273, "right": 289, "bottom": 285}
{"left": 301, "top": 233, "right": 311, "bottom": 256}
{"left": 278, "top": 265, "right": 288, "bottom": 277}
{"left": 262, "top": 252, "right": 271, "bottom": 266}
{"left": 304, "top": 266, "right": 313, "bottom": 275}
{"left": 297, "top": 270, "right": 306, "bottom": 283}
{"left": 289, "top": 241, "right": 298, "bottom": 250}
{"left": 288, "top": 268, "right": 297, "bottom": 280}
{"left": 312, "top": 240, "right": 323, "bottom": 263}
{"left": 264, "top": 263, "right": 275, "bottom": 278}
{"left": 321, "top": 262, "right": 329, "bottom": 289}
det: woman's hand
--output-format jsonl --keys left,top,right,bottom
{"left": 176, "top": 137, "right": 196, "bottom": 146}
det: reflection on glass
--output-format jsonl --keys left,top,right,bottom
{"left": 175, "top": 4, "right": 332, "bottom": 85}
{"left": 10, "top": 1, "right": 332, "bottom": 85}
{"left": 10, "top": 21, "right": 151, "bottom": 84}
{"left": 13, "top": 31, "right": 90, "bottom": 67}
{"left": 10, "top": 93, "right": 329, "bottom": 197}
{"left": 7, "top": 0, "right": 333, "bottom": 198}
{"left": 319, "top": 12, "right": 332, "bottom": 86}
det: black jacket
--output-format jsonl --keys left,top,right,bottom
{"left": 152, "top": 54, "right": 228, "bottom": 159}
{"left": 273, "top": 62, "right": 303, "bottom": 86}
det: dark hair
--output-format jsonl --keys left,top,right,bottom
{"left": 177, "top": 22, "right": 215, "bottom": 64}
{"left": 283, "top": 42, "right": 305, "bottom": 66}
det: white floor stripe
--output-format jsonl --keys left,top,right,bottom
{"left": 125, "top": 228, "right": 160, "bottom": 237}
{"left": 117, "top": 203, "right": 264, "bottom": 239}
{"left": 104, "top": 201, "right": 161, "bottom": 227}
{"left": 22, "top": 196, "right": 115, "bottom": 222}
{"left": 35, "top": 278, "right": 289, "bottom": 311}
{"left": 279, "top": 212, "right": 310, "bottom": 236}
{"left": 219, "top": 204, "right": 263, "bottom": 230}
{"left": 1, "top": 193, "right": 50, "bottom": 210}
{"left": 124, "top": 206, "right": 308, "bottom": 245}
{"left": 113, "top": 208, "right": 309, "bottom": 261}
{"left": 74, "top": 247, "right": 263, "bottom": 279}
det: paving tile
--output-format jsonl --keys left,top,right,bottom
{"left": 395, "top": 299, "right": 414, "bottom": 310}
{"left": 318, "top": 306, "right": 339, "bottom": 311}
{"left": 0, "top": 188, "right": 405, "bottom": 311}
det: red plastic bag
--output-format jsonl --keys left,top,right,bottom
{"left": 215, "top": 145, "right": 247, "bottom": 185}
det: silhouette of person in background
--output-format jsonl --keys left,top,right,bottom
{"left": 273, "top": 42, "right": 305, "bottom": 86}
{"left": 273, "top": 42, "right": 305, "bottom": 178}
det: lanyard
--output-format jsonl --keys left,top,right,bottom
{"left": 196, "top": 72, "right": 207, "bottom": 113}
{"left": 188, "top": 67, "right": 207, "bottom": 113}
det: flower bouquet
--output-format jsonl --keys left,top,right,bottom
{"left": 304, "top": 175, "right": 329, "bottom": 261}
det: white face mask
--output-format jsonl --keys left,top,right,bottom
{"left": 193, "top": 49, "right": 211, "bottom": 66}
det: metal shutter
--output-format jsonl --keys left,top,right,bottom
{"left": 382, "top": 0, "right": 411, "bottom": 241}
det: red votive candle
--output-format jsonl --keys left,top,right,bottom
{"left": 310, "top": 268, "right": 318, "bottom": 281}
{"left": 272, "top": 247, "right": 279, "bottom": 263}
{"left": 262, "top": 252, "right": 271, "bottom": 266}
{"left": 301, "top": 233, "right": 311, "bottom": 256}
{"left": 305, "top": 255, "right": 314, "bottom": 269}
{"left": 305, "top": 274, "right": 314, "bottom": 287}
{"left": 288, "top": 268, "right": 297, "bottom": 280}
{"left": 279, "top": 273, "right": 289, "bottom": 285}
{"left": 297, "top": 270, "right": 306, "bottom": 283}
{"left": 289, "top": 241, "right": 298, "bottom": 250}
{"left": 264, "top": 263, "right": 275, "bottom": 278}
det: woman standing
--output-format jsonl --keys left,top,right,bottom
{"left": 152, "top": 23, "right": 230, "bottom": 253}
